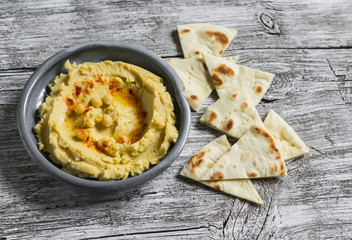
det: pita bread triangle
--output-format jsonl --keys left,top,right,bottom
{"left": 264, "top": 110, "right": 309, "bottom": 161}
{"left": 180, "top": 135, "right": 263, "bottom": 205}
{"left": 177, "top": 23, "right": 237, "bottom": 59}
{"left": 200, "top": 89, "right": 264, "bottom": 139}
{"left": 167, "top": 57, "right": 237, "bottom": 111}
{"left": 202, "top": 52, "right": 274, "bottom": 105}
{"left": 200, "top": 125, "right": 287, "bottom": 180}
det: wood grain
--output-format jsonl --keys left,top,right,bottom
{"left": 1, "top": 0, "right": 352, "bottom": 69}
{"left": 1, "top": 0, "right": 352, "bottom": 239}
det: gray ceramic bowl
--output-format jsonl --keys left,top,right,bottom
{"left": 17, "top": 41, "right": 190, "bottom": 191}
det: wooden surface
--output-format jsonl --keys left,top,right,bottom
{"left": 1, "top": 0, "right": 352, "bottom": 239}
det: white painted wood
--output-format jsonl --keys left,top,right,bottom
{"left": 1, "top": 0, "right": 351, "bottom": 239}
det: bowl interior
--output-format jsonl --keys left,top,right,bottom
{"left": 19, "top": 41, "right": 190, "bottom": 190}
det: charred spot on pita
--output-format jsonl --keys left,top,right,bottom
{"left": 193, "top": 151, "right": 207, "bottom": 160}
{"left": 212, "top": 182, "right": 222, "bottom": 191}
{"left": 195, "top": 158, "right": 205, "bottom": 167}
{"left": 231, "top": 93, "right": 238, "bottom": 99}
{"left": 270, "top": 163, "right": 279, "bottom": 174}
{"left": 190, "top": 95, "right": 198, "bottom": 101}
{"left": 252, "top": 125, "right": 282, "bottom": 160}
{"left": 214, "top": 64, "right": 235, "bottom": 76}
{"left": 204, "top": 31, "right": 229, "bottom": 46}
{"left": 189, "top": 151, "right": 207, "bottom": 171}
{"left": 280, "top": 160, "right": 286, "bottom": 175}
{"left": 210, "top": 171, "right": 225, "bottom": 180}
{"left": 269, "top": 143, "right": 282, "bottom": 160}
{"left": 194, "top": 50, "right": 201, "bottom": 56}
{"left": 247, "top": 172, "right": 258, "bottom": 178}
{"left": 280, "top": 160, "right": 285, "bottom": 170}
{"left": 211, "top": 73, "right": 224, "bottom": 87}
{"left": 208, "top": 110, "right": 218, "bottom": 123}
{"left": 214, "top": 64, "right": 234, "bottom": 76}
{"left": 207, "top": 162, "right": 214, "bottom": 168}
{"left": 204, "top": 31, "right": 229, "bottom": 56}
{"left": 180, "top": 29, "right": 191, "bottom": 34}
{"left": 255, "top": 85, "right": 263, "bottom": 94}
{"left": 225, "top": 119, "right": 234, "bottom": 131}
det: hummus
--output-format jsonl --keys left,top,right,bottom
{"left": 34, "top": 60, "right": 179, "bottom": 180}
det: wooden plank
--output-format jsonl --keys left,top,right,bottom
{"left": 1, "top": 47, "right": 352, "bottom": 239}
{"left": 1, "top": 0, "right": 352, "bottom": 238}
{"left": 1, "top": 0, "right": 352, "bottom": 69}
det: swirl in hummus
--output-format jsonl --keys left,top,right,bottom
{"left": 34, "top": 60, "right": 179, "bottom": 180}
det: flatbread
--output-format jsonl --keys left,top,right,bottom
{"left": 200, "top": 125, "right": 287, "bottom": 180}
{"left": 180, "top": 135, "right": 263, "bottom": 205}
{"left": 202, "top": 52, "right": 274, "bottom": 104}
{"left": 167, "top": 58, "right": 224, "bottom": 111}
{"left": 180, "top": 135, "right": 230, "bottom": 180}
{"left": 177, "top": 23, "right": 237, "bottom": 58}
{"left": 264, "top": 110, "right": 309, "bottom": 160}
{"left": 199, "top": 89, "right": 264, "bottom": 139}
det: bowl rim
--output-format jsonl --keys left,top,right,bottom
{"left": 17, "top": 40, "right": 191, "bottom": 190}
